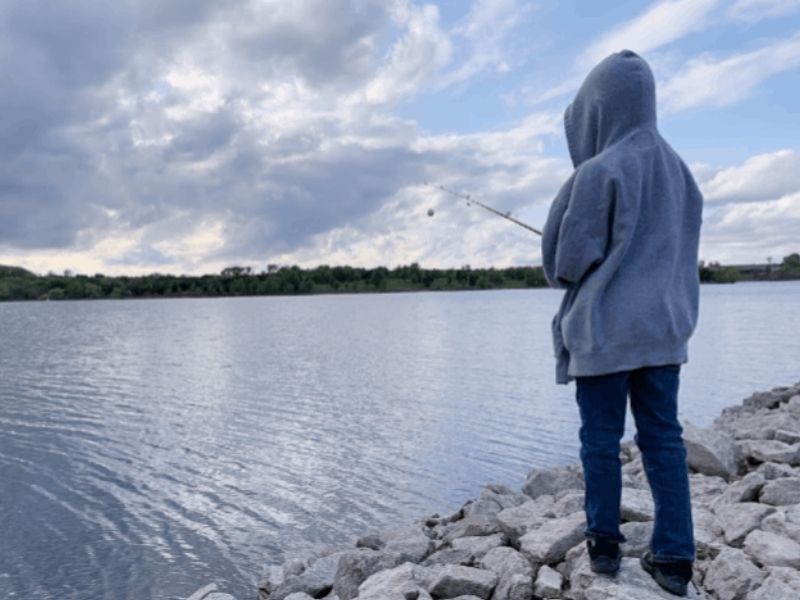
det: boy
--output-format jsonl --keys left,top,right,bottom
{"left": 541, "top": 50, "right": 703, "bottom": 596}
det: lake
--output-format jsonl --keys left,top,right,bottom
{"left": 1, "top": 281, "right": 798, "bottom": 599}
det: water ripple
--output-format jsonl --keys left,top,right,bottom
{"left": 0, "top": 283, "right": 798, "bottom": 599}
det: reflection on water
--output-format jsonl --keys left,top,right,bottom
{"left": 1, "top": 282, "right": 798, "bottom": 599}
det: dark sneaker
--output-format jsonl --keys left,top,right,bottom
{"left": 587, "top": 538, "right": 621, "bottom": 575}
{"left": 641, "top": 551, "right": 692, "bottom": 597}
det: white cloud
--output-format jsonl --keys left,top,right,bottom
{"left": 363, "top": 2, "right": 452, "bottom": 105}
{"left": 437, "top": 0, "right": 529, "bottom": 88}
{"left": 728, "top": 0, "right": 800, "bottom": 21}
{"left": 700, "top": 191, "right": 800, "bottom": 264}
{"left": 700, "top": 149, "right": 800, "bottom": 204}
{"left": 531, "top": 0, "right": 722, "bottom": 104}
{"left": 659, "top": 32, "right": 800, "bottom": 113}
{"left": 579, "top": 0, "right": 721, "bottom": 68}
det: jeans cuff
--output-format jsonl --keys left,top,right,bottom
{"left": 652, "top": 552, "right": 695, "bottom": 563}
{"left": 585, "top": 528, "right": 627, "bottom": 544}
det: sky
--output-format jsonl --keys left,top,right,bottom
{"left": 1, "top": 0, "right": 800, "bottom": 276}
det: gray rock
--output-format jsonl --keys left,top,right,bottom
{"left": 381, "top": 524, "right": 436, "bottom": 562}
{"left": 422, "top": 547, "right": 475, "bottom": 568}
{"left": 466, "top": 484, "right": 528, "bottom": 517}
{"left": 534, "top": 564, "right": 562, "bottom": 598}
{"left": 478, "top": 546, "right": 534, "bottom": 600}
{"left": 546, "top": 491, "right": 584, "bottom": 518}
{"left": 683, "top": 421, "right": 738, "bottom": 480}
{"left": 701, "top": 548, "right": 764, "bottom": 600}
{"left": 756, "top": 461, "right": 797, "bottom": 480}
{"left": 692, "top": 506, "right": 724, "bottom": 559}
{"left": 689, "top": 473, "right": 729, "bottom": 502}
{"left": 333, "top": 548, "right": 405, "bottom": 600}
{"left": 710, "top": 472, "right": 765, "bottom": 509}
{"left": 743, "top": 439, "right": 800, "bottom": 464}
{"left": 283, "top": 594, "right": 315, "bottom": 600}
{"left": 440, "top": 514, "right": 503, "bottom": 544}
{"left": 567, "top": 547, "right": 706, "bottom": 600}
{"left": 478, "top": 546, "right": 535, "bottom": 578}
{"left": 742, "top": 389, "right": 785, "bottom": 410}
{"left": 761, "top": 511, "right": 800, "bottom": 545}
{"left": 489, "top": 573, "right": 532, "bottom": 600}
{"left": 519, "top": 512, "right": 585, "bottom": 565}
{"left": 271, "top": 550, "right": 349, "bottom": 600}
{"left": 620, "top": 521, "right": 653, "bottom": 557}
{"left": 713, "top": 502, "right": 775, "bottom": 546}
{"left": 356, "top": 562, "right": 437, "bottom": 600}
{"left": 427, "top": 564, "right": 498, "bottom": 599}
{"left": 355, "top": 532, "right": 384, "bottom": 550}
{"left": 258, "top": 566, "right": 284, "bottom": 599}
{"left": 621, "top": 487, "right": 654, "bottom": 522}
{"left": 759, "top": 477, "right": 800, "bottom": 505}
{"left": 775, "top": 428, "right": 800, "bottom": 444}
{"left": 495, "top": 498, "right": 552, "bottom": 545}
{"left": 449, "top": 533, "right": 506, "bottom": 560}
{"left": 747, "top": 566, "right": 800, "bottom": 600}
{"left": 521, "top": 465, "right": 583, "bottom": 500}
{"left": 784, "top": 394, "right": 800, "bottom": 414}
{"left": 743, "top": 530, "right": 800, "bottom": 568}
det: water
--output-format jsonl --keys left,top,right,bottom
{"left": 1, "top": 282, "right": 798, "bottom": 599}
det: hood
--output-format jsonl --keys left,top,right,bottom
{"left": 564, "top": 49, "right": 657, "bottom": 168}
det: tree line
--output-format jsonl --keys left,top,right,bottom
{"left": 0, "top": 253, "right": 798, "bottom": 302}
{"left": 0, "top": 264, "right": 548, "bottom": 301}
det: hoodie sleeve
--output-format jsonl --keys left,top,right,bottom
{"left": 542, "top": 164, "right": 615, "bottom": 288}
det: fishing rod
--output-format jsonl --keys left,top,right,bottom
{"left": 422, "top": 182, "right": 542, "bottom": 236}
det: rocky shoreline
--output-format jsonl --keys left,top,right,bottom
{"left": 191, "top": 380, "right": 800, "bottom": 600}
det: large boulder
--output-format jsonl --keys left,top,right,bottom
{"left": 743, "top": 530, "right": 800, "bottom": 568}
{"left": 495, "top": 498, "right": 553, "bottom": 545}
{"left": 709, "top": 472, "right": 765, "bottom": 511}
{"left": 269, "top": 550, "right": 353, "bottom": 600}
{"left": 519, "top": 512, "right": 585, "bottom": 566}
{"left": 466, "top": 484, "right": 529, "bottom": 517}
{"left": 521, "top": 465, "right": 583, "bottom": 500}
{"left": 620, "top": 487, "right": 654, "bottom": 522}
{"left": 701, "top": 548, "right": 764, "bottom": 600}
{"left": 713, "top": 502, "right": 774, "bottom": 546}
{"left": 533, "top": 565, "right": 562, "bottom": 599}
{"left": 748, "top": 566, "right": 800, "bottom": 600}
{"left": 761, "top": 510, "right": 800, "bottom": 545}
{"left": 356, "top": 562, "right": 437, "bottom": 600}
{"left": 682, "top": 421, "right": 738, "bottom": 480}
{"left": 479, "top": 546, "right": 535, "bottom": 600}
{"left": 333, "top": 548, "right": 405, "bottom": 600}
{"left": 759, "top": 477, "right": 800, "bottom": 505}
{"left": 380, "top": 524, "right": 436, "bottom": 562}
{"left": 427, "top": 564, "right": 498, "bottom": 599}
{"left": 566, "top": 548, "right": 706, "bottom": 600}
{"left": 742, "top": 439, "right": 800, "bottom": 465}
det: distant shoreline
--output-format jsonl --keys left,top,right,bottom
{"left": 1, "top": 260, "right": 799, "bottom": 303}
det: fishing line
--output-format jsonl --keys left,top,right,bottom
{"left": 422, "top": 182, "right": 542, "bottom": 236}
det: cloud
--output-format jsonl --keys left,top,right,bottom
{"left": 728, "top": 0, "right": 800, "bottom": 21}
{"left": 362, "top": 2, "right": 452, "bottom": 105}
{"left": 659, "top": 32, "right": 800, "bottom": 113}
{"left": 0, "top": 0, "right": 563, "bottom": 274}
{"left": 436, "top": 0, "right": 531, "bottom": 88}
{"left": 579, "top": 0, "right": 722, "bottom": 68}
{"left": 700, "top": 191, "right": 800, "bottom": 264}
{"left": 531, "top": 0, "right": 721, "bottom": 104}
{"left": 699, "top": 149, "right": 800, "bottom": 204}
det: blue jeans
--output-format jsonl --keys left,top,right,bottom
{"left": 575, "top": 364, "right": 695, "bottom": 562}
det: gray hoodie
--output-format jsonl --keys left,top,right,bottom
{"left": 541, "top": 50, "right": 703, "bottom": 385}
